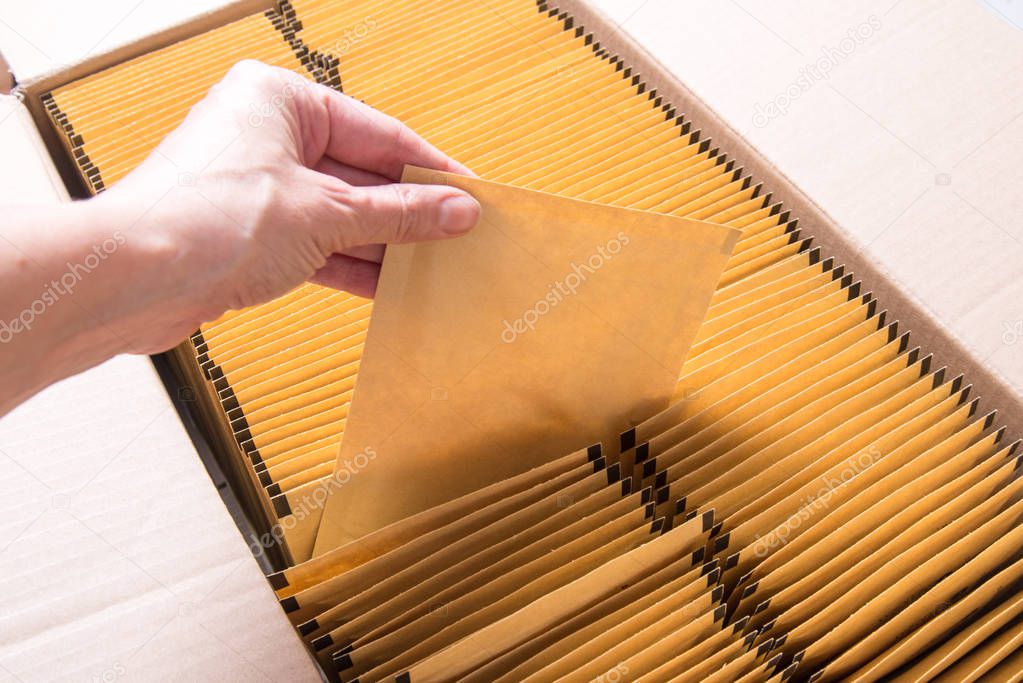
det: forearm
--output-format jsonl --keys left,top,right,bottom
{"left": 0, "top": 196, "right": 165, "bottom": 414}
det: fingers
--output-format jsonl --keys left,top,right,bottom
{"left": 310, "top": 254, "right": 380, "bottom": 298}
{"left": 317, "top": 85, "right": 474, "bottom": 180}
{"left": 341, "top": 182, "right": 481, "bottom": 246}
{"left": 215, "top": 62, "right": 472, "bottom": 180}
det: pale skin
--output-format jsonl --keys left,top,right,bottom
{"left": 0, "top": 60, "right": 481, "bottom": 416}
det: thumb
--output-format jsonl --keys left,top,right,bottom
{"left": 342, "top": 182, "right": 481, "bottom": 246}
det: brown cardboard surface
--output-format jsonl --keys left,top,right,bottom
{"left": 312, "top": 167, "right": 739, "bottom": 553}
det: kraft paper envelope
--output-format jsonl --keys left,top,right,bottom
{"left": 312, "top": 166, "right": 739, "bottom": 554}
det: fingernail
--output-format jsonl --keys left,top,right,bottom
{"left": 440, "top": 194, "right": 480, "bottom": 235}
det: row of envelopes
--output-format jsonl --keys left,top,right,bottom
{"left": 42, "top": 0, "right": 1023, "bottom": 679}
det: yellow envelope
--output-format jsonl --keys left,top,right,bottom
{"left": 312, "top": 167, "right": 740, "bottom": 554}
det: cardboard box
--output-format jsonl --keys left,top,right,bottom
{"left": 1, "top": 0, "right": 1021, "bottom": 679}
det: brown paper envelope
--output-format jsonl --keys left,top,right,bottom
{"left": 719, "top": 235, "right": 804, "bottom": 287}
{"left": 884, "top": 583, "right": 1023, "bottom": 682}
{"left": 225, "top": 323, "right": 367, "bottom": 391}
{"left": 763, "top": 452, "right": 1023, "bottom": 638}
{"left": 810, "top": 485, "right": 1023, "bottom": 677}
{"left": 726, "top": 395, "right": 978, "bottom": 592}
{"left": 264, "top": 439, "right": 346, "bottom": 484}
{"left": 944, "top": 626, "right": 1023, "bottom": 683}
{"left": 229, "top": 343, "right": 364, "bottom": 414}
{"left": 272, "top": 446, "right": 597, "bottom": 598}
{"left": 211, "top": 296, "right": 368, "bottom": 369}
{"left": 350, "top": 518, "right": 662, "bottom": 679}
{"left": 657, "top": 332, "right": 901, "bottom": 481}
{"left": 741, "top": 428, "right": 1009, "bottom": 616}
{"left": 523, "top": 593, "right": 724, "bottom": 683}
{"left": 313, "top": 167, "right": 739, "bottom": 554}
{"left": 682, "top": 357, "right": 934, "bottom": 516}
{"left": 199, "top": 285, "right": 318, "bottom": 342}
{"left": 296, "top": 473, "right": 624, "bottom": 633}
{"left": 598, "top": 150, "right": 725, "bottom": 209}
{"left": 310, "top": 484, "right": 642, "bottom": 646}
{"left": 732, "top": 418, "right": 1003, "bottom": 597}
{"left": 788, "top": 492, "right": 1023, "bottom": 661}
{"left": 692, "top": 272, "right": 845, "bottom": 351}
{"left": 472, "top": 560, "right": 715, "bottom": 682}
{"left": 725, "top": 372, "right": 968, "bottom": 533}
{"left": 611, "top": 610, "right": 743, "bottom": 682}
{"left": 438, "top": 60, "right": 618, "bottom": 160}
{"left": 672, "top": 295, "right": 874, "bottom": 416}
{"left": 684, "top": 282, "right": 858, "bottom": 372}
{"left": 524, "top": 130, "right": 705, "bottom": 198}
{"left": 839, "top": 575, "right": 1023, "bottom": 680}
{"left": 694, "top": 260, "right": 839, "bottom": 344}
{"left": 846, "top": 536, "right": 1023, "bottom": 681}
{"left": 698, "top": 640, "right": 773, "bottom": 683}
{"left": 668, "top": 339, "right": 917, "bottom": 499}
{"left": 668, "top": 634, "right": 754, "bottom": 683}
{"left": 403, "top": 513, "right": 710, "bottom": 681}
{"left": 279, "top": 449, "right": 601, "bottom": 609}
{"left": 639, "top": 622, "right": 749, "bottom": 682}
{"left": 964, "top": 643, "right": 1023, "bottom": 683}
{"left": 841, "top": 603, "right": 1023, "bottom": 682}
{"left": 709, "top": 249, "right": 823, "bottom": 311}
{"left": 642, "top": 311, "right": 891, "bottom": 468}
{"left": 492, "top": 101, "right": 665, "bottom": 181}
{"left": 201, "top": 289, "right": 354, "bottom": 368}
{"left": 733, "top": 219, "right": 797, "bottom": 252}
{"left": 274, "top": 461, "right": 336, "bottom": 493}
{"left": 713, "top": 647, "right": 782, "bottom": 683}
{"left": 649, "top": 299, "right": 877, "bottom": 460}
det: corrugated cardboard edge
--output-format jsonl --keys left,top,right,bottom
{"left": 9, "top": 0, "right": 277, "bottom": 196}
{"left": 554, "top": 0, "right": 1023, "bottom": 443}
{"left": 0, "top": 93, "right": 69, "bottom": 200}
{"left": 14, "top": 0, "right": 275, "bottom": 96}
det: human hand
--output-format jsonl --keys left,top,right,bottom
{"left": 98, "top": 59, "right": 480, "bottom": 353}
{"left": 0, "top": 60, "right": 480, "bottom": 414}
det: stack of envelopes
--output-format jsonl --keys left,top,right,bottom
{"left": 41, "top": 0, "right": 1023, "bottom": 680}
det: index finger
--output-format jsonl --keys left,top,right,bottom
{"left": 316, "top": 84, "right": 473, "bottom": 181}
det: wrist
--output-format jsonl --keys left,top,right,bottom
{"left": 83, "top": 189, "right": 214, "bottom": 355}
